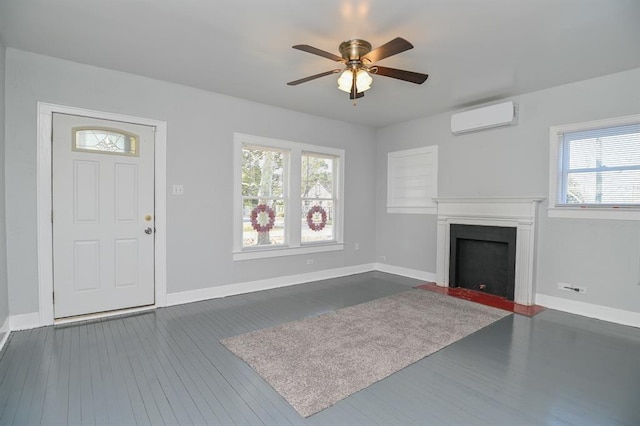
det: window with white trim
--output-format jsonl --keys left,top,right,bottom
{"left": 233, "top": 133, "right": 344, "bottom": 260}
{"left": 549, "top": 114, "right": 640, "bottom": 220}
{"left": 241, "top": 146, "right": 287, "bottom": 247}
{"left": 301, "top": 152, "right": 336, "bottom": 243}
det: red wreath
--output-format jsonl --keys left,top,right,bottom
{"left": 250, "top": 204, "right": 276, "bottom": 233}
{"left": 306, "top": 205, "right": 327, "bottom": 232}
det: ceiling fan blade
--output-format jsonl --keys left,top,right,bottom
{"left": 362, "top": 37, "right": 413, "bottom": 63}
{"left": 292, "top": 44, "right": 345, "bottom": 62}
{"left": 372, "top": 66, "right": 429, "bottom": 84}
{"left": 287, "top": 69, "right": 342, "bottom": 86}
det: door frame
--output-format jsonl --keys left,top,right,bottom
{"left": 36, "top": 102, "right": 168, "bottom": 326}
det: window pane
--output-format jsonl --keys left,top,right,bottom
{"left": 242, "top": 199, "right": 285, "bottom": 247}
{"left": 301, "top": 200, "right": 334, "bottom": 243}
{"left": 74, "top": 128, "right": 138, "bottom": 156}
{"left": 568, "top": 132, "right": 640, "bottom": 170}
{"left": 242, "top": 147, "right": 285, "bottom": 197}
{"left": 301, "top": 153, "right": 334, "bottom": 198}
{"left": 564, "top": 170, "right": 640, "bottom": 205}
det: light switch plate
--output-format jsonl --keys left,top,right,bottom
{"left": 172, "top": 184, "right": 184, "bottom": 195}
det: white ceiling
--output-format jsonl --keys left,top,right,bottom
{"left": 0, "top": 0, "right": 639, "bottom": 128}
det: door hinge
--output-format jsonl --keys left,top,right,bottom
{"left": 51, "top": 210, "right": 53, "bottom": 223}
{"left": 52, "top": 292, "right": 55, "bottom": 304}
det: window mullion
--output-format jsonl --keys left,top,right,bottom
{"left": 289, "top": 147, "right": 302, "bottom": 246}
{"left": 242, "top": 196, "right": 283, "bottom": 201}
{"left": 568, "top": 164, "right": 640, "bottom": 174}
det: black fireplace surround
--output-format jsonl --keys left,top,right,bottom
{"left": 449, "top": 224, "right": 516, "bottom": 300}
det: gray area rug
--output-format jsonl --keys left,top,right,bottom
{"left": 221, "top": 289, "right": 510, "bottom": 417}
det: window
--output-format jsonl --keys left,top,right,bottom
{"left": 73, "top": 127, "right": 138, "bottom": 156}
{"left": 549, "top": 114, "right": 640, "bottom": 220}
{"left": 387, "top": 146, "right": 438, "bottom": 214}
{"left": 241, "top": 146, "right": 287, "bottom": 247}
{"left": 301, "top": 153, "right": 336, "bottom": 243}
{"left": 234, "top": 134, "right": 344, "bottom": 260}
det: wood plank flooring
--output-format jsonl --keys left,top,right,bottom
{"left": 0, "top": 271, "right": 639, "bottom": 425}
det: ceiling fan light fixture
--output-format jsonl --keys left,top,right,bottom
{"left": 337, "top": 69, "right": 373, "bottom": 93}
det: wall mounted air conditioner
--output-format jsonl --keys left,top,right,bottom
{"left": 450, "top": 101, "right": 517, "bottom": 135}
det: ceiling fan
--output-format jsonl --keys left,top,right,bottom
{"left": 287, "top": 37, "right": 428, "bottom": 102}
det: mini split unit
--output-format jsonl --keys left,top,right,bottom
{"left": 450, "top": 101, "right": 518, "bottom": 134}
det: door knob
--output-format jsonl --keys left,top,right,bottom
{"left": 144, "top": 227, "right": 153, "bottom": 234}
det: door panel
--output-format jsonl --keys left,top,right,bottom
{"left": 52, "top": 113, "right": 155, "bottom": 318}
{"left": 73, "top": 240, "right": 100, "bottom": 292}
{"left": 114, "top": 163, "right": 138, "bottom": 222}
{"left": 74, "top": 161, "right": 100, "bottom": 223}
{"left": 115, "top": 239, "right": 138, "bottom": 287}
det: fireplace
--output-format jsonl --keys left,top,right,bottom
{"left": 449, "top": 224, "right": 517, "bottom": 300}
{"left": 434, "top": 197, "right": 543, "bottom": 306}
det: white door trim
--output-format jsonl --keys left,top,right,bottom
{"left": 37, "top": 102, "right": 167, "bottom": 326}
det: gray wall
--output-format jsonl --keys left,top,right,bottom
{"left": 5, "top": 45, "right": 639, "bottom": 319}
{"left": 375, "top": 67, "right": 640, "bottom": 313}
{"left": 0, "top": 36, "right": 8, "bottom": 334}
{"left": 4, "top": 48, "right": 376, "bottom": 316}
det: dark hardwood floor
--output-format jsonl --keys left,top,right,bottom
{"left": 0, "top": 271, "right": 638, "bottom": 425}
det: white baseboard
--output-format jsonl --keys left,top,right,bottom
{"left": 10, "top": 312, "right": 42, "bottom": 331}
{"left": 374, "top": 263, "right": 437, "bottom": 283}
{"left": 166, "top": 263, "right": 377, "bottom": 306}
{"left": 536, "top": 294, "right": 640, "bottom": 328}
{"left": 0, "top": 316, "right": 10, "bottom": 352}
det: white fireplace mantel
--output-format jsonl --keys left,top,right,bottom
{"left": 434, "top": 197, "right": 544, "bottom": 306}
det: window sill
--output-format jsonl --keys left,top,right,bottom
{"left": 233, "top": 243, "right": 344, "bottom": 261}
{"left": 548, "top": 206, "right": 640, "bottom": 221}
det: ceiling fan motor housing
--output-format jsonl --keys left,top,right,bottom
{"left": 339, "top": 39, "right": 372, "bottom": 62}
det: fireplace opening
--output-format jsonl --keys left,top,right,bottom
{"left": 449, "top": 224, "right": 516, "bottom": 300}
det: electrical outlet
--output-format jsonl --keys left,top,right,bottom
{"left": 306, "top": 259, "right": 314, "bottom": 265}
{"left": 380, "top": 255, "right": 386, "bottom": 262}
{"left": 558, "top": 282, "right": 587, "bottom": 294}
{"left": 355, "top": 243, "right": 360, "bottom": 250}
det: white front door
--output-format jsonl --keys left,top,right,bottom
{"left": 52, "top": 113, "right": 156, "bottom": 318}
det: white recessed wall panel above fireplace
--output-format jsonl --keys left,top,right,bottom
{"left": 434, "top": 197, "right": 544, "bottom": 306}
